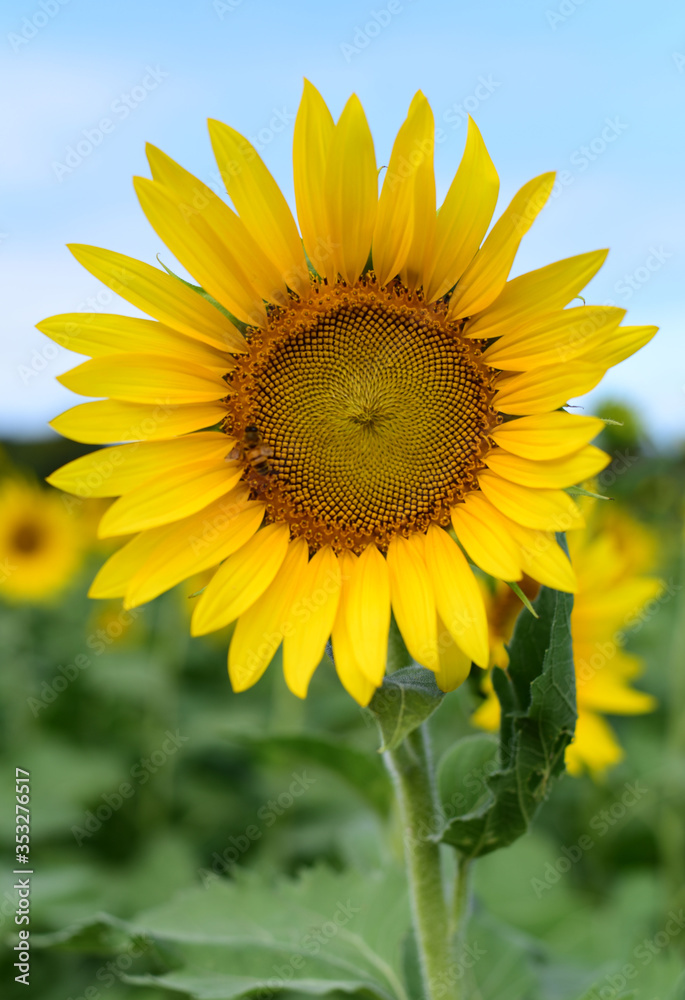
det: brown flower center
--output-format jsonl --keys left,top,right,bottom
{"left": 223, "top": 278, "right": 498, "bottom": 551}
{"left": 11, "top": 522, "right": 43, "bottom": 554}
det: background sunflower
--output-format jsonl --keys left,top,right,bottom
{"left": 0, "top": 475, "right": 82, "bottom": 603}
{"left": 473, "top": 500, "right": 663, "bottom": 776}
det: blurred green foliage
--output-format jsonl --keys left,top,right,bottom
{"left": 1, "top": 416, "right": 684, "bottom": 999}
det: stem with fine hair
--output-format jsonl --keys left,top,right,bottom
{"left": 385, "top": 725, "right": 456, "bottom": 1000}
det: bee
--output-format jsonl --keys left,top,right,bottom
{"left": 227, "top": 424, "right": 274, "bottom": 476}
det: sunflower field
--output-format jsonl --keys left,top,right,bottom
{"left": 2, "top": 2, "right": 685, "bottom": 998}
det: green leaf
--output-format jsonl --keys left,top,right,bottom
{"left": 400, "top": 929, "right": 423, "bottom": 1000}
{"left": 365, "top": 666, "right": 445, "bottom": 753}
{"left": 236, "top": 732, "right": 393, "bottom": 816}
{"left": 438, "top": 578, "right": 576, "bottom": 858}
{"left": 437, "top": 735, "right": 499, "bottom": 818}
{"left": 0, "top": 736, "right": 125, "bottom": 840}
{"left": 35, "top": 914, "right": 134, "bottom": 953}
{"left": 461, "top": 912, "right": 543, "bottom": 1000}
{"left": 462, "top": 910, "right": 610, "bottom": 1000}
{"left": 39, "top": 866, "right": 411, "bottom": 1000}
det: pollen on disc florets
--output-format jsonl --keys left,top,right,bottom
{"left": 222, "top": 275, "right": 500, "bottom": 553}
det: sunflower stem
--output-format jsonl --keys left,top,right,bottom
{"left": 386, "top": 725, "right": 456, "bottom": 1000}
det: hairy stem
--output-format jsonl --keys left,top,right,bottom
{"left": 386, "top": 726, "right": 456, "bottom": 999}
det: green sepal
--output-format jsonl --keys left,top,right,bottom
{"left": 366, "top": 666, "right": 445, "bottom": 753}
{"left": 566, "top": 485, "right": 612, "bottom": 501}
{"left": 506, "top": 580, "right": 539, "bottom": 618}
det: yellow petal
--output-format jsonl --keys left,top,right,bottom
{"left": 37, "top": 312, "right": 232, "bottom": 370}
{"left": 191, "top": 523, "right": 290, "bottom": 636}
{"left": 47, "top": 432, "right": 231, "bottom": 497}
{"left": 96, "top": 496, "right": 252, "bottom": 602}
{"left": 282, "top": 546, "right": 342, "bottom": 698}
{"left": 471, "top": 685, "right": 501, "bottom": 731}
{"left": 293, "top": 80, "right": 336, "bottom": 283}
{"left": 50, "top": 399, "right": 226, "bottom": 445}
{"left": 134, "top": 176, "right": 266, "bottom": 327}
{"left": 494, "top": 361, "right": 605, "bottom": 415}
{"left": 57, "top": 353, "right": 228, "bottom": 404}
{"left": 398, "top": 96, "right": 435, "bottom": 290}
{"left": 482, "top": 306, "right": 625, "bottom": 370}
{"left": 89, "top": 528, "right": 167, "bottom": 598}
{"left": 146, "top": 144, "right": 288, "bottom": 306}
{"left": 331, "top": 551, "right": 378, "bottom": 706}
{"left": 228, "top": 538, "right": 309, "bottom": 692}
{"left": 485, "top": 444, "right": 610, "bottom": 489}
{"left": 209, "top": 119, "right": 308, "bottom": 294}
{"left": 565, "top": 711, "right": 622, "bottom": 776}
{"left": 96, "top": 490, "right": 250, "bottom": 602}
{"left": 424, "top": 117, "right": 499, "bottom": 302}
{"left": 490, "top": 412, "right": 605, "bottom": 460}
{"left": 578, "top": 675, "right": 656, "bottom": 715}
{"left": 451, "top": 493, "right": 522, "bottom": 581}
{"left": 608, "top": 651, "right": 645, "bottom": 681}
{"left": 468, "top": 494, "right": 576, "bottom": 592}
{"left": 434, "top": 618, "right": 473, "bottom": 693}
{"left": 324, "top": 94, "right": 377, "bottom": 285}
{"left": 572, "top": 578, "right": 663, "bottom": 625}
{"left": 478, "top": 470, "right": 584, "bottom": 532}
{"left": 499, "top": 514, "right": 577, "bottom": 592}
{"left": 67, "top": 244, "right": 245, "bottom": 352}
{"left": 449, "top": 172, "right": 556, "bottom": 319}
{"left": 582, "top": 324, "right": 658, "bottom": 368}
{"left": 424, "top": 525, "right": 488, "bottom": 668}
{"left": 98, "top": 460, "right": 243, "bottom": 537}
{"left": 372, "top": 92, "right": 433, "bottom": 287}
{"left": 464, "top": 249, "right": 608, "bottom": 340}
{"left": 124, "top": 493, "right": 262, "bottom": 609}
{"left": 387, "top": 533, "right": 439, "bottom": 671}
{"left": 346, "top": 543, "right": 390, "bottom": 686}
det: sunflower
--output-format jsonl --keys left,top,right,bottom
{"left": 0, "top": 476, "right": 83, "bottom": 602}
{"left": 44, "top": 83, "right": 657, "bottom": 705}
{"left": 473, "top": 504, "right": 662, "bottom": 775}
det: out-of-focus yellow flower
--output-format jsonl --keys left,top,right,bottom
{"left": 0, "top": 476, "right": 83, "bottom": 602}
{"left": 473, "top": 503, "right": 661, "bottom": 777}
{"left": 86, "top": 598, "right": 147, "bottom": 652}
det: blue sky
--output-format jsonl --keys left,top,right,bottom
{"left": 2, "top": 0, "right": 683, "bottom": 442}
